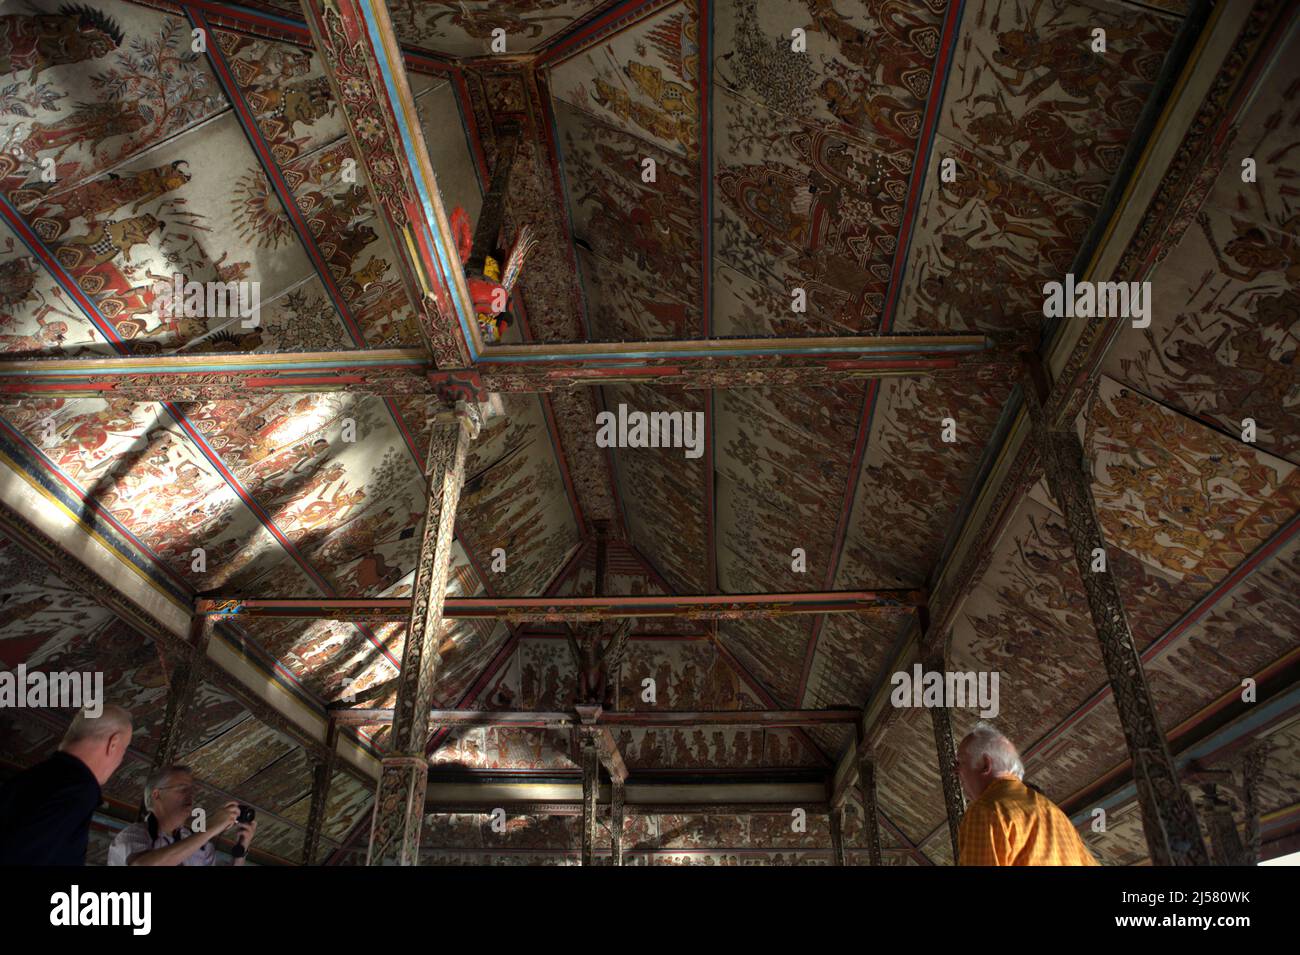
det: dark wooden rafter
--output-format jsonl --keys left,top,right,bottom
{"left": 302, "top": 720, "right": 340, "bottom": 866}
{"left": 300, "top": 0, "right": 472, "bottom": 367}
{"left": 196, "top": 590, "right": 924, "bottom": 622}
{"left": 330, "top": 707, "right": 860, "bottom": 728}
{"left": 152, "top": 617, "right": 212, "bottom": 769}
{"left": 0, "top": 336, "right": 1020, "bottom": 400}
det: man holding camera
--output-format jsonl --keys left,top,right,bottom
{"left": 107, "top": 765, "right": 257, "bottom": 866}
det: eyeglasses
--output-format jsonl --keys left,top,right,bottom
{"left": 154, "top": 784, "right": 194, "bottom": 797}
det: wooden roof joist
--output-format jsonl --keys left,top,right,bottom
{"left": 0, "top": 335, "right": 1023, "bottom": 399}
{"left": 423, "top": 779, "right": 830, "bottom": 815}
{"left": 329, "top": 707, "right": 862, "bottom": 728}
{"left": 197, "top": 591, "right": 924, "bottom": 622}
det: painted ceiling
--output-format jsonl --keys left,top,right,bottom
{"left": 1, "top": 0, "right": 1297, "bottom": 866}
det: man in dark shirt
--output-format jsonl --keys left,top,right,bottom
{"left": 0, "top": 704, "right": 133, "bottom": 865}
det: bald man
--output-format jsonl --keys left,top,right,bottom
{"left": 956, "top": 721, "right": 1098, "bottom": 866}
{"left": 0, "top": 705, "right": 133, "bottom": 865}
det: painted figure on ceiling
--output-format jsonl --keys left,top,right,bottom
{"left": 450, "top": 205, "right": 536, "bottom": 343}
{"left": 423, "top": 1, "right": 570, "bottom": 41}
{"left": 0, "top": 4, "right": 124, "bottom": 81}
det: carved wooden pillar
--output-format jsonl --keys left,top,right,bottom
{"left": 1023, "top": 361, "right": 1208, "bottom": 866}
{"left": 1242, "top": 745, "right": 1267, "bottom": 863}
{"left": 367, "top": 407, "right": 477, "bottom": 866}
{"left": 154, "top": 617, "right": 210, "bottom": 768}
{"left": 303, "top": 721, "right": 339, "bottom": 865}
{"left": 1198, "top": 784, "right": 1247, "bottom": 866}
{"left": 580, "top": 732, "right": 600, "bottom": 866}
{"left": 610, "top": 776, "right": 625, "bottom": 867}
{"left": 923, "top": 641, "right": 965, "bottom": 863}
{"left": 930, "top": 704, "right": 965, "bottom": 863}
{"left": 857, "top": 752, "right": 884, "bottom": 866}
{"left": 829, "top": 803, "right": 847, "bottom": 866}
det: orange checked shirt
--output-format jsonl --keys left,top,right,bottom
{"left": 957, "top": 777, "right": 1099, "bottom": 866}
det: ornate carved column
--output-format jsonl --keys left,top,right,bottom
{"left": 367, "top": 405, "right": 477, "bottom": 866}
{"left": 580, "top": 731, "right": 600, "bottom": 866}
{"left": 930, "top": 706, "right": 965, "bottom": 862}
{"left": 924, "top": 642, "right": 965, "bottom": 863}
{"left": 1242, "top": 744, "right": 1268, "bottom": 863}
{"left": 154, "top": 617, "right": 210, "bottom": 769}
{"left": 829, "top": 804, "right": 846, "bottom": 867}
{"left": 303, "top": 721, "right": 339, "bottom": 865}
{"left": 1023, "top": 360, "right": 1208, "bottom": 866}
{"left": 857, "top": 752, "right": 884, "bottom": 866}
{"left": 1198, "top": 784, "right": 1247, "bottom": 866}
{"left": 610, "top": 776, "right": 626, "bottom": 867}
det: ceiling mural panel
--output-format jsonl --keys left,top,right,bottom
{"left": 0, "top": 215, "right": 115, "bottom": 355}
{"left": 1042, "top": 377, "right": 1300, "bottom": 587}
{"left": 713, "top": 85, "right": 910, "bottom": 333}
{"left": 21, "top": 111, "right": 322, "bottom": 351}
{"left": 1, "top": 2, "right": 225, "bottom": 211}
{"left": 181, "top": 715, "right": 297, "bottom": 789}
{"left": 1254, "top": 712, "right": 1300, "bottom": 819}
{"left": 836, "top": 374, "right": 1010, "bottom": 589}
{"left": 615, "top": 724, "right": 824, "bottom": 770}
{"left": 575, "top": 246, "right": 701, "bottom": 340}
{"left": 803, "top": 611, "right": 906, "bottom": 714}
{"left": 938, "top": 0, "right": 1180, "bottom": 206}
{"left": 718, "top": 615, "right": 811, "bottom": 710}
{"left": 457, "top": 394, "right": 582, "bottom": 597}
{"left": 555, "top": 99, "right": 702, "bottom": 309}
{"left": 550, "top": 0, "right": 700, "bottom": 159}
{"left": 282, "top": 139, "right": 422, "bottom": 348}
{"left": 606, "top": 381, "right": 709, "bottom": 595}
{"left": 715, "top": 383, "right": 865, "bottom": 594}
{"left": 1143, "top": 535, "right": 1300, "bottom": 731}
{"left": 0, "top": 396, "right": 289, "bottom": 592}
{"left": 615, "top": 637, "right": 758, "bottom": 710}
{"left": 1103, "top": 118, "right": 1300, "bottom": 465}
{"left": 713, "top": 0, "right": 946, "bottom": 151}
{"left": 892, "top": 135, "right": 1093, "bottom": 333}
{"left": 875, "top": 703, "right": 948, "bottom": 848}
{"left": 386, "top": 1, "right": 608, "bottom": 58}
{"left": 0, "top": 533, "right": 118, "bottom": 668}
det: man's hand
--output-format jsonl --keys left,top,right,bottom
{"left": 233, "top": 818, "right": 256, "bottom": 847}
{"left": 210, "top": 802, "right": 241, "bottom": 838}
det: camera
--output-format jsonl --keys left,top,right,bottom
{"left": 236, "top": 805, "right": 256, "bottom": 824}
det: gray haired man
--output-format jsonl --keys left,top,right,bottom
{"left": 107, "top": 765, "right": 257, "bottom": 866}
{"left": 0, "top": 704, "right": 134, "bottom": 865}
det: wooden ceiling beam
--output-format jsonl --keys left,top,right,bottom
{"left": 330, "top": 707, "right": 862, "bottom": 728}
{"left": 0, "top": 335, "right": 1022, "bottom": 399}
{"left": 196, "top": 590, "right": 925, "bottom": 622}
{"left": 300, "top": 0, "right": 476, "bottom": 367}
